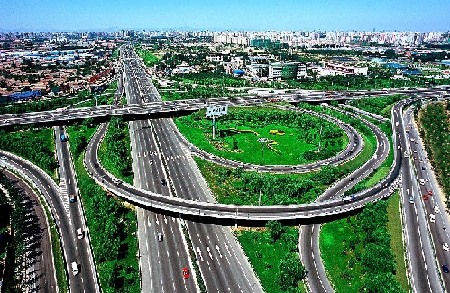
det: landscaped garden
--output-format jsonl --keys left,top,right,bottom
{"left": 176, "top": 107, "right": 348, "bottom": 166}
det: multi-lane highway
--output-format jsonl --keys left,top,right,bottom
{"left": 122, "top": 45, "right": 263, "bottom": 292}
{"left": 401, "top": 104, "right": 449, "bottom": 292}
{"left": 53, "top": 126, "right": 100, "bottom": 293}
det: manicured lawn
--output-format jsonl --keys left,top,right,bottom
{"left": 176, "top": 107, "right": 347, "bottom": 166}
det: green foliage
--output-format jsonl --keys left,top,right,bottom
{"left": 238, "top": 227, "right": 304, "bottom": 293}
{"left": 278, "top": 252, "right": 307, "bottom": 291}
{"left": 349, "top": 95, "right": 405, "bottom": 118}
{"left": 176, "top": 107, "right": 346, "bottom": 166}
{"left": 321, "top": 201, "right": 405, "bottom": 292}
{"left": 419, "top": 102, "right": 450, "bottom": 209}
{"left": 266, "top": 220, "right": 286, "bottom": 243}
{"left": 172, "top": 72, "right": 251, "bottom": 88}
{"left": 98, "top": 117, "right": 133, "bottom": 184}
{"left": 67, "top": 125, "right": 139, "bottom": 293}
{"left": 136, "top": 48, "right": 160, "bottom": 67}
{"left": 0, "top": 128, "right": 57, "bottom": 179}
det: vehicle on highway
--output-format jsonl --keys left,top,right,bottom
{"left": 434, "top": 205, "right": 440, "bottom": 214}
{"left": 77, "top": 228, "right": 84, "bottom": 239}
{"left": 69, "top": 194, "right": 77, "bottom": 203}
{"left": 419, "top": 179, "right": 425, "bottom": 185}
{"left": 161, "top": 178, "right": 167, "bottom": 186}
{"left": 444, "top": 243, "right": 449, "bottom": 252}
{"left": 94, "top": 163, "right": 99, "bottom": 168}
{"left": 182, "top": 267, "right": 190, "bottom": 279}
{"left": 71, "top": 261, "right": 79, "bottom": 276}
{"left": 443, "top": 264, "right": 449, "bottom": 273}
{"left": 157, "top": 232, "right": 163, "bottom": 242}
{"left": 409, "top": 196, "right": 414, "bottom": 204}
{"left": 428, "top": 190, "right": 433, "bottom": 196}
{"left": 343, "top": 195, "right": 356, "bottom": 203}
{"left": 430, "top": 214, "right": 436, "bottom": 223}
{"left": 60, "top": 133, "right": 68, "bottom": 142}
{"left": 404, "top": 151, "right": 410, "bottom": 158}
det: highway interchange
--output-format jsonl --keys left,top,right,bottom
{"left": 1, "top": 44, "right": 450, "bottom": 292}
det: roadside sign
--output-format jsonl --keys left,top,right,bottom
{"left": 206, "top": 105, "right": 228, "bottom": 117}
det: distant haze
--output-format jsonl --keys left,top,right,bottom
{"left": 0, "top": 0, "right": 449, "bottom": 32}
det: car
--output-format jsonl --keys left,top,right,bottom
{"left": 422, "top": 166, "right": 426, "bottom": 170}
{"left": 161, "top": 178, "right": 167, "bottom": 186}
{"left": 182, "top": 267, "right": 190, "bottom": 279}
{"left": 77, "top": 228, "right": 84, "bottom": 239}
{"left": 0, "top": 156, "right": 6, "bottom": 160}
{"left": 428, "top": 190, "right": 433, "bottom": 196}
{"left": 157, "top": 232, "right": 163, "bottom": 242}
{"left": 419, "top": 179, "right": 425, "bottom": 185}
{"left": 71, "top": 261, "right": 79, "bottom": 276}
{"left": 343, "top": 195, "right": 356, "bottom": 203}
{"left": 409, "top": 196, "right": 414, "bottom": 204}
{"left": 423, "top": 194, "right": 429, "bottom": 200}
{"left": 443, "top": 264, "right": 449, "bottom": 273}
{"left": 430, "top": 214, "right": 436, "bottom": 223}
{"left": 444, "top": 243, "right": 449, "bottom": 252}
{"left": 69, "top": 194, "right": 77, "bottom": 203}
{"left": 434, "top": 205, "right": 440, "bottom": 214}
{"left": 349, "top": 177, "right": 354, "bottom": 181}
{"left": 94, "top": 163, "right": 99, "bottom": 168}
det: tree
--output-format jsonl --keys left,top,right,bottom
{"left": 278, "top": 252, "right": 306, "bottom": 291}
{"left": 266, "top": 220, "right": 285, "bottom": 242}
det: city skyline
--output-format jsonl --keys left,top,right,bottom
{"left": 0, "top": 0, "right": 449, "bottom": 32}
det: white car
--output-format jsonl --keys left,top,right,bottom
{"left": 444, "top": 243, "right": 449, "bottom": 252}
{"left": 430, "top": 214, "right": 436, "bottom": 223}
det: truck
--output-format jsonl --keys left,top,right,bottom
{"left": 60, "top": 133, "right": 67, "bottom": 142}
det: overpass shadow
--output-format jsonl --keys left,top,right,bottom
{"left": 137, "top": 201, "right": 371, "bottom": 228}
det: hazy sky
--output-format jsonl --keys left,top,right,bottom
{"left": 0, "top": 0, "right": 449, "bottom": 32}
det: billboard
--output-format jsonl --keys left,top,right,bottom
{"left": 206, "top": 105, "right": 228, "bottom": 117}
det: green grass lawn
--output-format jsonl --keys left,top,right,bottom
{"left": 386, "top": 192, "right": 410, "bottom": 292}
{"left": 176, "top": 107, "right": 347, "bottom": 166}
{"left": 0, "top": 128, "right": 57, "bottom": 181}
{"left": 237, "top": 227, "right": 306, "bottom": 293}
{"left": 320, "top": 218, "right": 364, "bottom": 292}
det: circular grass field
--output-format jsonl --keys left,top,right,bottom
{"left": 175, "top": 107, "right": 348, "bottom": 165}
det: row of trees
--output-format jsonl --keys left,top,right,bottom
{"left": 355, "top": 201, "right": 404, "bottom": 292}
{"left": 419, "top": 102, "right": 450, "bottom": 208}
{"left": 349, "top": 95, "right": 405, "bottom": 118}
{"left": 265, "top": 221, "right": 306, "bottom": 291}
{"left": 0, "top": 90, "right": 91, "bottom": 115}
{"left": 212, "top": 162, "right": 339, "bottom": 206}
{"left": 0, "top": 173, "right": 43, "bottom": 292}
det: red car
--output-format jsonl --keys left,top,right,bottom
{"left": 428, "top": 190, "right": 433, "bottom": 196}
{"left": 182, "top": 267, "right": 190, "bottom": 279}
{"left": 423, "top": 194, "right": 429, "bottom": 200}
